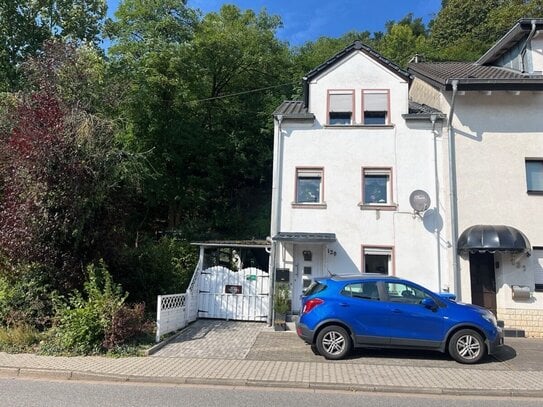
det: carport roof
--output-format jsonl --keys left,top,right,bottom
{"left": 191, "top": 240, "right": 270, "bottom": 248}
{"left": 273, "top": 232, "right": 336, "bottom": 243}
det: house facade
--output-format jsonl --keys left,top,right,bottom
{"left": 409, "top": 19, "right": 543, "bottom": 337}
{"left": 270, "top": 42, "right": 449, "bottom": 314}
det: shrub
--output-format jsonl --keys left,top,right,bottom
{"left": 113, "top": 237, "right": 198, "bottom": 309}
{"left": 50, "top": 260, "right": 127, "bottom": 354}
{"left": 0, "top": 263, "right": 55, "bottom": 330}
{"left": 102, "top": 303, "right": 148, "bottom": 350}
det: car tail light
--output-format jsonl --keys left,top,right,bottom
{"left": 302, "top": 298, "right": 324, "bottom": 314}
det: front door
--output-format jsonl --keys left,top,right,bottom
{"left": 292, "top": 245, "right": 323, "bottom": 313}
{"left": 469, "top": 253, "right": 497, "bottom": 315}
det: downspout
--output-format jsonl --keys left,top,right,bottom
{"left": 430, "top": 114, "right": 442, "bottom": 293}
{"left": 521, "top": 20, "right": 537, "bottom": 73}
{"left": 268, "top": 114, "right": 284, "bottom": 325}
{"left": 447, "top": 80, "right": 460, "bottom": 298}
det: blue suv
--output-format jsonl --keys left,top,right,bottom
{"left": 295, "top": 274, "right": 503, "bottom": 364}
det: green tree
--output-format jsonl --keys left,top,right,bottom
{"left": 430, "top": 0, "right": 501, "bottom": 60}
{"left": 108, "top": 3, "right": 290, "bottom": 239}
{"left": 0, "top": 1, "right": 107, "bottom": 91}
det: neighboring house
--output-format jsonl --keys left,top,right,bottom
{"left": 270, "top": 42, "right": 449, "bottom": 315}
{"left": 409, "top": 19, "right": 543, "bottom": 337}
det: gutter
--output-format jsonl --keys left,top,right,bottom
{"left": 446, "top": 80, "right": 461, "bottom": 299}
{"left": 268, "top": 114, "right": 284, "bottom": 325}
{"left": 521, "top": 20, "right": 537, "bottom": 73}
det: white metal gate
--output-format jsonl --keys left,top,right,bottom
{"left": 197, "top": 266, "right": 269, "bottom": 321}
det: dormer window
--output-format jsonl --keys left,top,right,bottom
{"left": 362, "top": 90, "right": 390, "bottom": 125}
{"left": 328, "top": 90, "right": 354, "bottom": 125}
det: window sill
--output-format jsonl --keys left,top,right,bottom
{"left": 527, "top": 190, "right": 543, "bottom": 195}
{"left": 324, "top": 124, "right": 395, "bottom": 129}
{"left": 292, "top": 202, "right": 327, "bottom": 209}
{"left": 358, "top": 203, "right": 397, "bottom": 211}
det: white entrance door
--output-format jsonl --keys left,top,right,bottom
{"left": 292, "top": 245, "right": 323, "bottom": 313}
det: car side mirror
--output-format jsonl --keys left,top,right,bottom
{"left": 421, "top": 298, "right": 438, "bottom": 311}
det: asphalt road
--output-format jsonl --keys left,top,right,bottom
{"left": 1, "top": 378, "right": 542, "bottom": 407}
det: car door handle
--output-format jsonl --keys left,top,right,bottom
{"left": 392, "top": 308, "right": 402, "bottom": 313}
{"left": 339, "top": 303, "right": 349, "bottom": 307}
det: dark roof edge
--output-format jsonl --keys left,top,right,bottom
{"left": 402, "top": 113, "right": 446, "bottom": 121}
{"left": 477, "top": 18, "right": 543, "bottom": 65}
{"left": 304, "top": 41, "right": 411, "bottom": 84}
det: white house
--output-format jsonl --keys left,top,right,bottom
{"left": 270, "top": 42, "right": 449, "bottom": 314}
{"left": 409, "top": 19, "right": 543, "bottom": 337}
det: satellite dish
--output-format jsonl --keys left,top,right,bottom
{"left": 409, "top": 190, "right": 431, "bottom": 212}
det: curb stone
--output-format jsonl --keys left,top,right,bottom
{"left": 3, "top": 366, "right": 543, "bottom": 398}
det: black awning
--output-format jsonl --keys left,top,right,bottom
{"left": 273, "top": 232, "right": 336, "bottom": 243}
{"left": 457, "top": 225, "right": 531, "bottom": 254}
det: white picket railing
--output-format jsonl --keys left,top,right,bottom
{"left": 155, "top": 259, "right": 201, "bottom": 342}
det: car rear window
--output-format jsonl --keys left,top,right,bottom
{"left": 304, "top": 281, "right": 327, "bottom": 296}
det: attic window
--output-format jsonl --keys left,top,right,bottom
{"left": 328, "top": 90, "right": 354, "bottom": 125}
{"left": 362, "top": 90, "right": 390, "bottom": 125}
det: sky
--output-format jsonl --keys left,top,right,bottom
{"left": 106, "top": 0, "right": 442, "bottom": 46}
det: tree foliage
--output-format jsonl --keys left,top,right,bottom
{"left": 0, "top": 1, "right": 107, "bottom": 91}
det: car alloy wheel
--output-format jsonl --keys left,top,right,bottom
{"left": 449, "top": 329, "right": 485, "bottom": 364}
{"left": 316, "top": 325, "right": 352, "bottom": 360}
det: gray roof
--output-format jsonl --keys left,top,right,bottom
{"left": 409, "top": 19, "right": 543, "bottom": 91}
{"left": 478, "top": 18, "right": 543, "bottom": 65}
{"left": 405, "top": 101, "right": 445, "bottom": 119}
{"left": 409, "top": 62, "right": 543, "bottom": 91}
{"left": 273, "top": 100, "right": 314, "bottom": 120}
{"left": 191, "top": 240, "right": 270, "bottom": 248}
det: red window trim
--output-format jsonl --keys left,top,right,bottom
{"left": 326, "top": 89, "right": 355, "bottom": 125}
{"left": 294, "top": 166, "right": 325, "bottom": 205}
{"left": 361, "top": 89, "right": 391, "bottom": 125}
{"left": 361, "top": 245, "right": 396, "bottom": 275}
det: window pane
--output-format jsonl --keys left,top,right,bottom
{"left": 365, "top": 254, "right": 389, "bottom": 274}
{"left": 384, "top": 282, "right": 429, "bottom": 304}
{"left": 364, "top": 111, "right": 386, "bottom": 125}
{"left": 364, "top": 174, "right": 388, "bottom": 204}
{"left": 329, "top": 112, "right": 352, "bottom": 125}
{"left": 297, "top": 176, "right": 321, "bottom": 203}
{"left": 526, "top": 161, "right": 543, "bottom": 191}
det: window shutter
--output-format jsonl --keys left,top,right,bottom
{"left": 329, "top": 93, "right": 353, "bottom": 112}
{"left": 298, "top": 170, "right": 322, "bottom": 178}
{"left": 364, "top": 91, "right": 388, "bottom": 111}
{"left": 364, "top": 247, "right": 392, "bottom": 256}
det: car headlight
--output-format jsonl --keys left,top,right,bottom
{"left": 482, "top": 311, "right": 497, "bottom": 327}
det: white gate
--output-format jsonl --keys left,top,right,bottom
{"left": 197, "top": 266, "right": 269, "bottom": 321}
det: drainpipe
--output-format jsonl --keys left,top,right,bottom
{"left": 268, "top": 114, "right": 284, "bottom": 325}
{"left": 521, "top": 20, "right": 537, "bottom": 73}
{"left": 447, "top": 80, "right": 461, "bottom": 299}
{"left": 430, "top": 114, "right": 442, "bottom": 293}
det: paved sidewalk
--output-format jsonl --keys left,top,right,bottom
{"left": 1, "top": 322, "right": 543, "bottom": 398}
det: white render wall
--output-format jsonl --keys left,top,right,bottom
{"left": 274, "top": 52, "right": 449, "bottom": 292}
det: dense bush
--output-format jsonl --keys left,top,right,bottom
{"left": 0, "top": 263, "right": 56, "bottom": 329}
{"left": 0, "top": 324, "right": 42, "bottom": 352}
{"left": 113, "top": 237, "right": 198, "bottom": 310}
{"left": 47, "top": 261, "right": 151, "bottom": 355}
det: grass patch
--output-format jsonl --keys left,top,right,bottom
{"left": 0, "top": 325, "right": 43, "bottom": 353}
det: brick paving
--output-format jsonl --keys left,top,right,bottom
{"left": 1, "top": 320, "right": 543, "bottom": 397}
